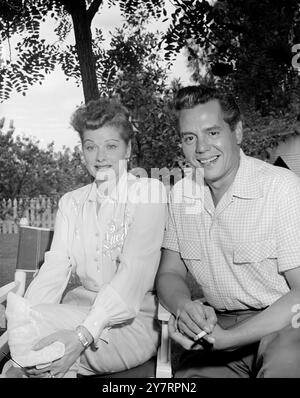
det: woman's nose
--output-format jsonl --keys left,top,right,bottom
{"left": 96, "top": 146, "right": 106, "bottom": 161}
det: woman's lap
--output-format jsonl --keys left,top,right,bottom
{"left": 34, "top": 288, "right": 159, "bottom": 375}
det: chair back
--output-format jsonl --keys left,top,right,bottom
{"left": 16, "top": 226, "right": 54, "bottom": 272}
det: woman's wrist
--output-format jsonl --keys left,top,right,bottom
{"left": 75, "top": 325, "right": 94, "bottom": 349}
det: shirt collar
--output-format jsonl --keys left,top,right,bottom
{"left": 182, "top": 149, "right": 262, "bottom": 200}
{"left": 87, "top": 169, "right": 129, "bottom": 203}
{"left": 182, "top": 168, "right": 204, "bottom": 199}
{"left": 230, "top": 149, "right": 263, "bottom": 199}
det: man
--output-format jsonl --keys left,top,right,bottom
{"left": 156, "top": 85, "right": 300, "bottom": 378}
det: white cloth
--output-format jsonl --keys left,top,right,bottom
{"left": 6, "top": 292, "right": 65, "bottom": 368}
{"left": 24, "top": 173, "right": 167, "bottom": 345}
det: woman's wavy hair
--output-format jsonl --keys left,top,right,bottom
{"left": 71, "top": 97, "right": 133, "bottom": 144}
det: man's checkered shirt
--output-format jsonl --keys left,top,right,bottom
{"left": 163, "top": 150, "right": 300, "bottom": 310}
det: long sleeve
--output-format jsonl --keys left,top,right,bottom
{"left": 25, "top": 194, "right": 73, "bottom": 305}
{"left": 83, "top": 179, "right": 167, "bottom": 342}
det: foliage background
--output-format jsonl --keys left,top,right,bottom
{"left": 1, "top": 0, "right": 300, "bottom": 208}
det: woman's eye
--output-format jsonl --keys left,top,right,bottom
{"left": 106, "top": 144, "right": 117, "bottom": 150}
{"left": 85, "top": 145, "right": 97, "bottom": 152}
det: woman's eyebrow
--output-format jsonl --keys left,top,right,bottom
{"left": 83, "top": 138, "right": 95, "bottom": 143}
{"left": 104, "top": 139, "right": 120, "bottom": 142}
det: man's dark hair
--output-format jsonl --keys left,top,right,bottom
{"left": 174, "top": 85, "right": 242, "bottom": 131}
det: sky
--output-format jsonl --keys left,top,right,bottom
{"left": 1, "top": 2, "right": 191, "bottom": 151}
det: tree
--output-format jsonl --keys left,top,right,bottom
{"left": 163, "top": 0, "right": 300, "bottom": 114}
{"left": 161, "top": 0, "right": 300, "bottom": 158}
{"left": 0, "top": 0, "right": 166, "bottom": 103}
{"left": 95, "top": 15, "right": 182, "bottom": 172}
{"left": 0, "top": 117, "right": 90, "bottom": 200}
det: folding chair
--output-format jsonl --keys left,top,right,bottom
{"left": 0, "top": 221, "right": 54, "bottom": 370}
{"left": 0, "top": 221, "right": 172, "bottom": 378}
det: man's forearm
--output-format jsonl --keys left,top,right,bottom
{"left": 156, "top": 271, "right": 192, "bottom": 316}
{"left": 224, "top": 290, "right": 300, "bottom": 350}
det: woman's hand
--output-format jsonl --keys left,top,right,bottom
{"left": 25, "top": 329, "right": 84, "bottom": 378}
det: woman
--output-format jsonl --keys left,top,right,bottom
{"left": 5, "top": 98, "right": 167, "bottom": 378}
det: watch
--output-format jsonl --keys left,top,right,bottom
{"left": 75, "top": 325, "right": 93, "bottom": 349}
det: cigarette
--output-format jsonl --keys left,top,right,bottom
{"left": 195, "top": 330, "right": 207, "bottom": 341}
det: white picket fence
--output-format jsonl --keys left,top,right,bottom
{"left": 0, "top": 197, "right": 59, "bottom": 234}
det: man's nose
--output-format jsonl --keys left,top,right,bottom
{"left": 196, "top": 136, "right": 210, "bottom": 153}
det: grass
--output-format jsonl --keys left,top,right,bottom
{"left": 0, "top": 234, "right": 18, "bottom": 288}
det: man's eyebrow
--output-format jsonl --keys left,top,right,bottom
{"left": 203, "top": 125, "right": 221, "bottom": 131}
{"left": 181, "top": 125, "right": 222, "bottom": 135}
{"left": 104, "top": 139, "right": 120, "bottom": 142}
{"left": 181, "top": 131, "right": 197, "bottom": 136}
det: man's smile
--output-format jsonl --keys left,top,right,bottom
{"left": 197, "top": 155, "right": 220, "bottom": 166}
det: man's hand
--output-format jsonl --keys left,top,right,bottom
{"left": 169, "top": 314, "right": 233, "bottom": 351}
{"left": 25, "top": 329, "right": 84, "bottom": 378}
{"left": 168, "top": 314, "right": 215, "bottom": 350}
{"left": 176, "top": 299, "right": 217, "bottom": 340}
{"left": 209, "top": 323, "right": 233, "bottom": 351}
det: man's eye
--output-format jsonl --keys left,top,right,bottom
{"left": 183, "top": 136, "right": 196, "bottom": 144}
{"left": 209, "top": 131, "right": 219, "bottom": 136}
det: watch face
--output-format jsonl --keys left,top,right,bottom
{"left": 76, "top": 328, "right": 89, "bottom": 347}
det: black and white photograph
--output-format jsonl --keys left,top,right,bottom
{"left": 0, "top": 0, "right": 300, "bottom": 384}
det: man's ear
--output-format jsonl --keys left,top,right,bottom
{"left": 234, "top": 121, "right": 243, "bottom": 145}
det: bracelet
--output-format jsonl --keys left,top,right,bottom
{"left": 175, "top": 309, "right": 181, "bottom": 333}
{"left": 75, "top": 325, "right": 93, "bottom": 349}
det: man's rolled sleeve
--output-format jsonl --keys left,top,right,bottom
{"left": 162, "top": 190, "right": 180, "bottom": 252}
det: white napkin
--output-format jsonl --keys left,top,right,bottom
{"left": 5, "top": 292, "right": 65, "bottom": 368}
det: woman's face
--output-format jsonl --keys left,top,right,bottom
{"left": 82, "top": 125, "right": 131, "bottom": 182}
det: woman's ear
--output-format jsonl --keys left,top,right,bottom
{"left": 126, "top": 140, "right": 132, "bottom": 159}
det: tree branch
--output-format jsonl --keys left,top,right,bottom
{"left": 87, "top": 0, "right": 103, "bottom": 24}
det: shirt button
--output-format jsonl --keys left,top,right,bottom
{"left": 95, "top": 232, "right": 100, "bottom": 237}
{"left": 94, "top": 257, "right": 99, "bottom": 262}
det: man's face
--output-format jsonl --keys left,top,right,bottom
{"left": 178, "top": 99, "right": 242, "bottom": 187}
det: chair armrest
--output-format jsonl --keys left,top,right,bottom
{"left": 0, "top": 331, "right": 9, "bottom": 363}
{"left": 0, "top": 282, "right": 19, "bottom": 305}
{"left": 158, "top": 302, "right": 172, "bottom": 322}
{"left": 156, "top": 303, "right": 172, "bottom": 378}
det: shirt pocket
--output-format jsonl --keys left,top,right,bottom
{"left": 179, "top": 239, "right": 202, "bottom": 260}
{"left": 179, "top": 239, "right": 209, "bottom": 289}
{"left": 233, "top": 239, "right": 277, "bottom": 264}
